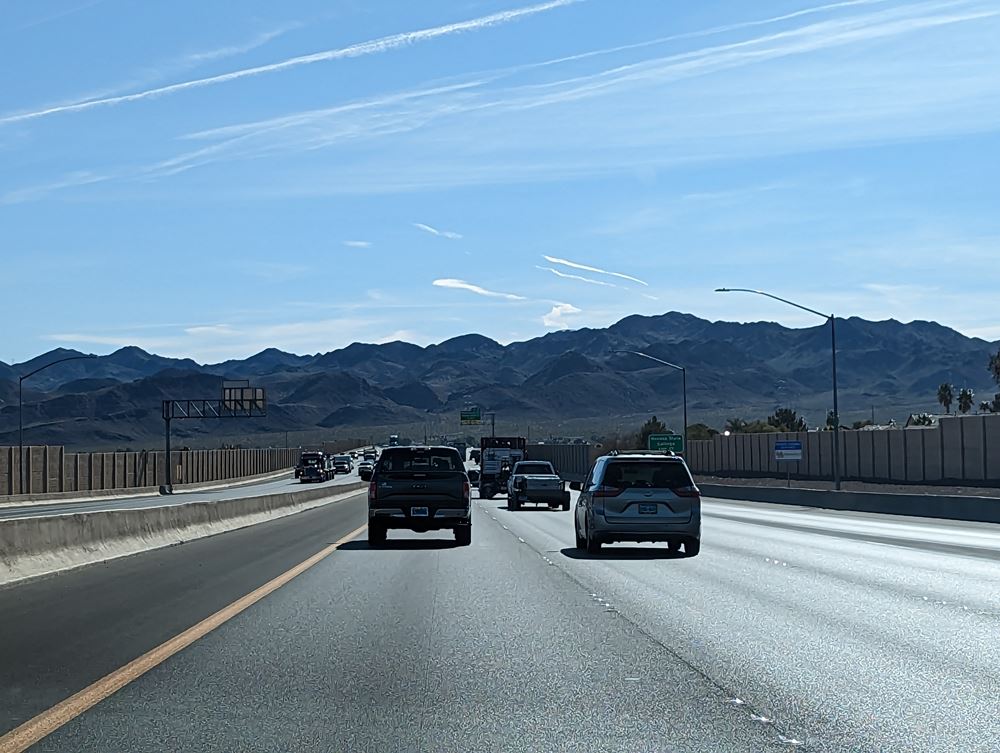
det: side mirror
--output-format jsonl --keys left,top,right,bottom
{"left": 569, "top": 481, "right": 582, "bottom": 492}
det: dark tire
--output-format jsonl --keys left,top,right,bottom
{"left": 561, "top": 493, "right": 571, "bottom": 512}
{"left": 509, "top": 496, "right": 520, "bottom": 511}
{"left": 455, "top": 524, "right": 472, "bottom": 546}
{"left": 585, "top": 523, "right": 602, "bottom": 555}
{"left": 574, "top": 521, "right": 586, "bottom": 549}
{"left": 368, "top": 523, "right": 387, "bottom": 546}
{"left": 684, "top": 538, "right": 700, "bottom": 557}
{"left": 667, "top": 540, "right": 682, "bottom": 554}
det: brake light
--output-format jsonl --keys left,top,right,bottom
{"left": 368, "top": 481, "right": 377, "bottom": 503}
{"left": 463, "top": 481, "right": 471, "bottom": 502}
{"left": 673, "top": 485, "right": 700, "bottom": 498}
{"left": 592, "top": 485, "right": 623, "bottom": 498}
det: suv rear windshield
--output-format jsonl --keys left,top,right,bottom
{"left": 600, "top": 461, "right": 693, "bottom": 490}
{"left": 380, "top": 448, "right": 464, "bottom": 472}
{"left": 516, "top": 463, "right": 554, "bottom": 474}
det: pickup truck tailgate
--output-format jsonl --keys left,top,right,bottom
{"left": 376, "top": 471, "right": 466, "bottom": 506}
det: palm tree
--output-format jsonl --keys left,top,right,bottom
{"left": 979, "top": 401, "right": 992, "bottom": 414}
{"left": 957, "top": 388, "right": 974, "bottom": 415}
{"left": 724, "top": 417, "right": 748, "bottom": 434}
{"left": 937, "top": 383, "right": 954, "bottom": 414}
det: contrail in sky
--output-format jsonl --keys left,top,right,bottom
{"left": 0, "top": 0, "right": 580, "bottom": 125}
{"left": 544, "top": 255, "right": 649, "bottom": 286}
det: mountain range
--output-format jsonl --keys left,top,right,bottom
{"left": 2, "top": 313, "right": 998, "bottom": 450}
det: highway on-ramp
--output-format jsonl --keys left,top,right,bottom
{"left": 1, "top": 489, "right": 997, "bottom": 751}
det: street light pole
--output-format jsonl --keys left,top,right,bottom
{"left": 715, "top": 287, "right": 841, "bottom": 490}
{"left": 17, "top": 354, "right": 97, "bottom": 494}
{"left": 610, "top": 350, "right": 688, "bottom": 452}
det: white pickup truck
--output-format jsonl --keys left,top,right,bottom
{"left": 507, "top": 461, "right": 571, "bottom": 511}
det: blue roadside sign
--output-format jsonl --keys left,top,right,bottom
{"left": 774, "top": 440, "right": 803, "bottom": 461}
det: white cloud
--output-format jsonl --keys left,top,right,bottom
{"left": 414, "top": 223, "right": 463, "bottom": 239}
{"left": 432, "top": 278, "right": 526, "bottom": 300}
{"left": 542, "top": 302, "right": 582, "bottom": 328}
{"left": 184, "top": 324, "right": 239, "bottom": 337}
{"left": 342, "top": 240, "right": 372, "bottom": 248}
{"left": 0, "top": 0, "right": 579, "bottom": 124}
{"left": 543, "top": 255, "right": 649, "bottom": 286}
{"left": 536, "top": 265, "right": 618, "bottom": 287}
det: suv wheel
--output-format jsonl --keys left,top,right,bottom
{"left": 454, "top": 523, "right": 472, "bottom": 546}
{"left": 508, "top": 495, "right": 519, "bottom": 511}
{"left": 585, "top": 522, "right": 602, "bottom": 555}
{"left": 684, "top": 537, "right": 700, "bottom": 557}
{"left": 574, "top": 520, "right": 586, "bottom": 550}
{"left": 368, "top": 523, "right": 387, "bottom": 546}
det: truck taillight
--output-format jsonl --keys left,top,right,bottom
{"left": 673, "top": 485, "right": 700, "bottom": 498}
{"left": 368, "top": 481, "right": 377, "bottom": 503}
{"left": 463, "top": 481, "right": 471, "bottom": 500}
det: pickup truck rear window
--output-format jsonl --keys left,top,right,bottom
{"left": 380, "top": 450, "right": 463, "bottom": 472}
{"left": 515, "top": 463, "right": 554, "bottom": 474}
{"left": 600, "top": 461, "right": 693, "bottom": 490}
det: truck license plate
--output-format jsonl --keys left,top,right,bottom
{"left": 411, "top": 507, "right": 429, "bottom": 517}
{"left": 638, "top": 503, "right": 657, "bottom": 515}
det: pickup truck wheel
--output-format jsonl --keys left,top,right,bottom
{"left": 454, "top": 524, "right": 472, "bottom": 546}
{"left": 561, "top": 499, "right": 571, "bottom": 512}
{"left": 368, "top": 523, "right": 386, "bottom": 546}
{"left": 508, "top": 496, "right": 519, "bottom": 511}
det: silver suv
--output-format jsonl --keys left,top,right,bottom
{"left": 572, "top": 451, "right": 701, "bottom": 556}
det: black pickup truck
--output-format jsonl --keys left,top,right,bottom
{"left": 368, "top": 446, "right": 471, "bottom": 546}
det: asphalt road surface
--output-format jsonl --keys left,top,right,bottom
{"left": 1, "top": 489, "right": 998, "bottom": 752}
{"left": 0, "top": 469, "right": 363, "bottom": 520}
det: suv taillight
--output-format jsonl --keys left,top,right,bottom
{"left": 592, "top": 485, "right": 623, "bottom": 498}
{"left": 463, "top": 481, "right": 471, "bottom": 502}
{"left": 673, "top": 485, "right": 700, "bottom": 498}
{"left": 368, "top": 481, "right": 377, "bottom": 503}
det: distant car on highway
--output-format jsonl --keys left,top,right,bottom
{"left": 333, "top": 455, "right": 353, "bottom": 474}
{"left": 368, "top": 445, "right": 471, "bottom": 546}
{"left": 572, "top": 451, "right": 700, "bottom": 556}
{"left": 357, "top": 460, "right": 374, "bottom": 481}
{"left": 363, "top": 449, "right": 378, "bottom": 463}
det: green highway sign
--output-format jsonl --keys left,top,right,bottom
{"left": 648, "top": 433, "right": 684, "bottom": 453}
{"left": 460, "top": 407, "right": 482, "bottom": 425}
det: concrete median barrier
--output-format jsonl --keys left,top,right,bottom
{"left": 0, "top": 482, "right": 367, "bottom": 586}
{"left": 699, "top": 484, "right": 1000, "bottom": 524}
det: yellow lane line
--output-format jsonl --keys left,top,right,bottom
{"left": 0, "top": 523, "right": 368, "bottom": 753}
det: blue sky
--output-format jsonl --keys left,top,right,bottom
{"left": 2, "top": 0, "right": 999, "bottom": 363}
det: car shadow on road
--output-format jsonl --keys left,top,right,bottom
{"left": 339, "top": 539, "right": 460, "bottom": 551}
{"left": 560, "top": 546, "right": 685, "bottom": 561}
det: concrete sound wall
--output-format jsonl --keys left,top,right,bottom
{"left": 687, "top": 414, "right": 1000, "bottom": 487}
{"left": 0, "top": 446, "right": 301, "bottom": 498}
